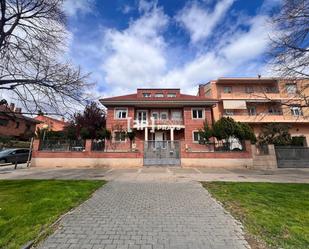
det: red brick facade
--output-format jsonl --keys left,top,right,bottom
{"left": 35, "top": 115, "right": 68, "bottom": 132}
{"left": 0, "top": 104, "right": 39, "bottom": 139}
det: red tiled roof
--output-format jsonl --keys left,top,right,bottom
{"left": 100, "top": 90, "right": 217, "bottom": 107}
{"left": 0, "top": 105, "right": 40, "bottom": 123}
{"left": 100, "top": 93, "right": 214, "bottom": 102}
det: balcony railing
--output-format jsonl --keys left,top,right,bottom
{"left": 133, "top": 119, "right": 184, "bottom": 128}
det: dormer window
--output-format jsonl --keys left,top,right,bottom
{"left": 167, "top": 93, "right": 176, "bottom": 98}
{"left": 143, "top": 93, "right": 151, "bottom": 98}
{"left": 155, "top": 93, "right": 164, "bottom": 97}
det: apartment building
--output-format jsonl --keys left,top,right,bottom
{"left": 200, "top": 77, "right": 309, "bottom": 144}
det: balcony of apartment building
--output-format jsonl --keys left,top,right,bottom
{"left": 222, "top": 101, "right": 309, "bottom": 123}
{"left": 132, "top": 109, "right": 185, "bottom": 129}
{"left": 219, "top": 84, "right": 282, "bottom": 101}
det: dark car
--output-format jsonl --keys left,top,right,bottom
{"left": 0, "top": 148, "right": 30, "bottom": 164}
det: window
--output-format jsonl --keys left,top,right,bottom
{"left": 143, "top": 93, "right": 151, "bottom": 98}
{"left": 223, "top": 86, "right": 232, "bottom": 93}
{"left": 171, "top": 110, "right": 182, "bottom": 120}
{"left": 268, "top": 106, "right": 281, "bottom": 115}
{"left": 285, "top": 83, "right": 297, "bottom": 94}
{"left": 290, "top": 106, "right": 303, "bottom": 116}
{"left": 192, "top": 108, "right": 204, "bottom": 119}
{"left": 155, "top": 93, "right": 164, "bottom": 97}
{"left": 115, "top": 108, "right": 127, "bottom": 119}
{"left": 114, "top": 132, "right": 126, "bottom": 142}
{"left": 137, "top": 110, "right": 147, "bottom": 121}
{"left": 167, "top": 93, "right": 176, "bottom": 98}
{"left": 245, "top": 86, "right": 254, "bottom": 93}
{"left": 152, "top": 112, "right": 159, "bottom": 120}
{"left": 265, "top": 86, "right": 278, "bottom": 93}
{"left": 0, "top": 119, "right": 9, "bottom": 126}
{"left": 248, "top": 106, "right": 256, "bottom": 116}
{"left": 224, "top": 109, "right": 234, "bottom": 116}
{"left": 15, "top": 122, "right": 20, "bottom": 129}
{"left": 160, "top": 112, "right": 168, "bottom": 120}
{"left": 193, "top": 131, "right": 201, "bottom": 143}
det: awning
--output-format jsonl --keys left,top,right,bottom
{"left": 223, "top": 100, "right": 247, "bottom": 109}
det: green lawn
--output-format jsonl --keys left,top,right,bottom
{"left": 0, "top": 180, "right": 105, "bottom": 249}
{"left": 203, "top": 182, "right": 309, "bottom": 249}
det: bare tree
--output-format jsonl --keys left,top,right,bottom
{"left": 0, "top": 0, "right": 90, "bottom": 114}
{"left": 270, "top": 0, "right": 309, "bottom": 79}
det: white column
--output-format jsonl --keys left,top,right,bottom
{"left": 145, "top": 127, "right": 148, "bottom": 141}
{"left": 170, "top": 128, "right": 174, "bottom": 141}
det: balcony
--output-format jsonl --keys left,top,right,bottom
{"left": 223, "top": 112, "right": 309, "bottom": 123}
{"left": 220, "top": 92, "right": 282, "bottom": 101}
{"left": 132, "top": 118, "right": 184, "bottom": 129}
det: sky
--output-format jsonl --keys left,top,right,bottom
{"left": 62, "top": 0, "right": 282, "bottom": 99}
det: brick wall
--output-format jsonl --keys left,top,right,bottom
{"left": 0, "top": 117, "right": 36, "bottom": 138}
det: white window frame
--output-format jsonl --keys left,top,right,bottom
{"left": 155, "top": 93, "right": 164, "bottom": 98}
{"left": 151, "top": 111, "right": 159, "bottom": 120}
{"left": 115, "top": 108, "right": 128, "bottom": 119}
{"left": 113, "top": 131, "right": 126, "bottom": 142}
{"left": 192, "top": 108, "right": 204, "bottom": 119}
{"left": 223, "top": 86, "right": 232, "bottom": 93}
{"left": 167, "top": 93, "right": 176, "bottom": 98}
{"left": 192, "top": 131, "right": 201, "bottom": 143}
{"left": 171, "top": 110, "right": 182, "bottom": 120}
{"left": 136, "top": 110, "right": 148, "bottom": 121}
{"left": 160, "top": 111, "right": 168, "bottom": 120}
{"left": 290, "top": 106, "right": 303, "bottom": 116}
{"left": 143, "top": 93, "right": 151, "bottom": 98}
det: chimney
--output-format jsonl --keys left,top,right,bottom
{"left": 61, "top": 117, "right": 65, "bottom": 122}
{"left": 198, "top": 84, "right": 205, "bottom": 97}
{"left": 15, "top": 107, "right": 22, "bottom": 113}
{"left": 9, "top": 103, "right": 15, "bottom": 111}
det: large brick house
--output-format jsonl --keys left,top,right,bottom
{"left": 0, "top": 103, "right": 40, "bottom": 139}
{"left": 100, "top": 88, "right": 218, "bottom": 165}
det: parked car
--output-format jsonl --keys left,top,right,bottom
{"left": 0, "top": 148, "right": 30, "bottom": 164}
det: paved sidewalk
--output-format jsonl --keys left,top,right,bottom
{"left": 1, "top": 166, "right": 309, "bottom": 183}
{"left": 38, "top": 180, "right": 250, "bottom": 249}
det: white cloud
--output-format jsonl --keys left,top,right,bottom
{"left": 222, "top": 15, "right": 270, "bottom": 64}
{"left": 138, "top": 0, "right": 158, "bottom": 13}
{"left": 160, "top": 14, "right": 272, "bottom": 91}
{"left": 63, "top": 0, "right": 94, "bottom": 17}
{"left": 176, "top": 0, "right": 234, "bottom": 43}
{"left": 86, "top": 1, "right": 275, "bottom": 96}
{"left": 102, "top": 6, "right": 168, "bottom": 89}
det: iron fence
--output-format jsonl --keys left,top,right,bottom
{"left": 39, "top": 140, "right": 85, "bottom": 151}
{"left": 187, "top": 140, "right": 246, "bottom": 152}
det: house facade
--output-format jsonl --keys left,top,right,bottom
{"left": 100, "top": 88, "right": 220, "bottom": 165}
{"left": 0, "top": 103, "right": 40, "bottom": 139}
{"left": 200, "top": 77, "right": 309, "bottom": 145}
{"left": 35, "top": 114, "right": 68, "bottom": 132}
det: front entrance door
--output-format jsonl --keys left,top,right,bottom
{"left": 154, "top": 131, "right": 166, "bottom": 149}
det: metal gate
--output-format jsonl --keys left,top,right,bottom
{"left": 144, "top": 140, "right": 180, "bottom": 166}
{"left": 275, "top": 146, "right": 309, "bottom": 168}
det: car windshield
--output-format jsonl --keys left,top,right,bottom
{"left": 0, "top": 149, "right": 15, "bottom": 155}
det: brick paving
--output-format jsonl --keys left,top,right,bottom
{"left": 38, "top": 180, "right": 250, "bottom": 249}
